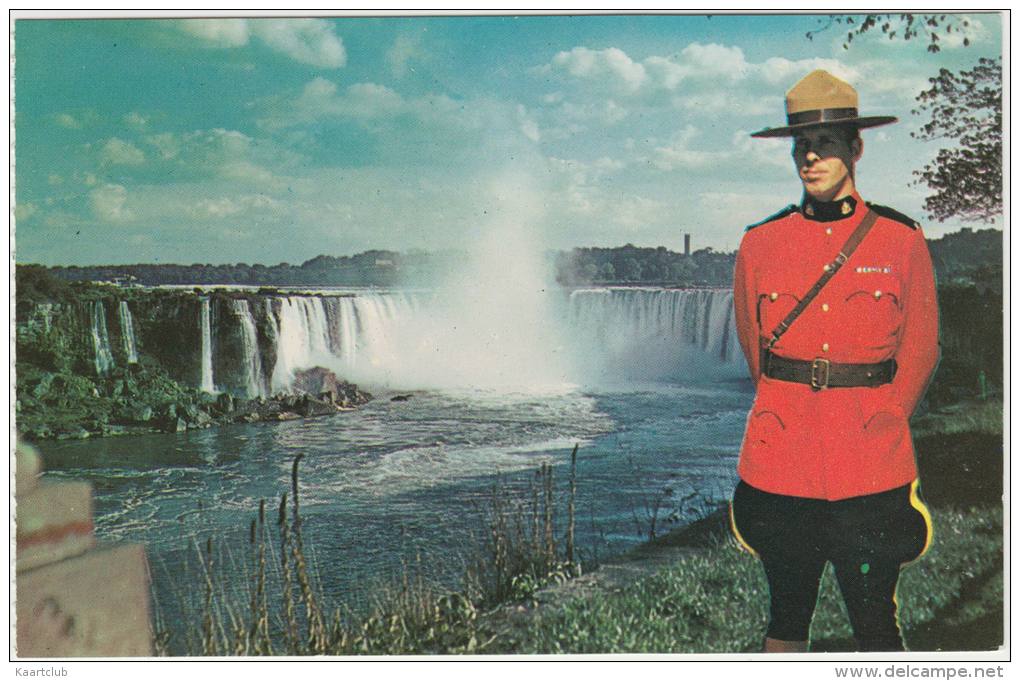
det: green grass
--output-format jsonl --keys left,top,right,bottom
{"left": 156, "top": 454, "right": 582, "bottom": 655}
{"left": 157, "top": 401, "right": 1003, "bottom": 656}
{"left": 911, "top": 398, "right": 1003, "bottom": 439}
{"left": 477, "top": 505, "right": 1002, "bottom": 654}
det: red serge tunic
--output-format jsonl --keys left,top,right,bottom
{"left": 733, "top": 193, "right": 940, "bottom": 501}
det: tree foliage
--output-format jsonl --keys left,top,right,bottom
{"left": 806, "top": 14, "right": 973, "bottom": 52}
{"left": 910, "top": 57, "right": 1002, "bottom": 223}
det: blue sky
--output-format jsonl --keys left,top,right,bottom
{"left": 13, "top": 13, "right": 1004, "bottom": 266}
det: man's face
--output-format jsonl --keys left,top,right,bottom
{"left": 792, "top": 127, "right": 861, "bottom": 202}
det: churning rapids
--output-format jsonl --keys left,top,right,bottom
{"left": 38, "top": 286, "right": 753, "bottom": 649}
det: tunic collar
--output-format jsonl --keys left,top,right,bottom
{"left": 801, "top": 193, "right": 860, "bottom": 222}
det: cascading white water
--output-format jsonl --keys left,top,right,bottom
{"left": 566, "top": 288, "right": 742, "bottom": 383}
{"left": 38, "top": 303, "right": 53, "bottom": 333}
{"left": 91, "top": 300, "right": 115, "bottom": 375}
{"left": 271, "top": 297, "right": 333, "bottom": 393}
{"left": 199, "top": 298, "right": 215, "bottom": 393}
{"left": 231, "top": 299, "right": 265, "bottom": 398}
{"left": 332, "top": 297, "right": 360, "bottom": 369}
{"left": 118, "top": 301, "right": 139, "bottom": 364}
{"left": 261, "top": 287, "right": 738, "bottom": 392}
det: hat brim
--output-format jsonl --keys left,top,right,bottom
{"left": 750, "top": 116, "right": 898, "bottom": 138}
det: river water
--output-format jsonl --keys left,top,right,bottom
{"left": 34, "top": 286, "right": 754, "bottom": 652}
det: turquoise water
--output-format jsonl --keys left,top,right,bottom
{"left": 37, "top": 377, "right": 752, "bottom": 651}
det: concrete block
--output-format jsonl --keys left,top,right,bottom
{"left": 17, "top": 481, "right": 95, "bottom": 572}
{"left": 15, "top": 442, "right": 43, "bottom": 495}
{"left": 16, "top": 543, "right": 153, "bottom": 657}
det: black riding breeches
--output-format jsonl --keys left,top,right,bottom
{"left": 730, "top": 480, "right": 931, "bottom": 651}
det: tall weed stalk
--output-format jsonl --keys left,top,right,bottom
{"left": 158, "top": 446, "right": 584, "bottom": 655}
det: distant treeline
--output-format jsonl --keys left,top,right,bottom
{"left": 38, "top": 249, "right": 461, "bottom": 288}
{"left": 25, "top": 227, "right": 1001, "bottom": 292}
{"left": 553, "top": 244, "right": 736, "bottom": 287}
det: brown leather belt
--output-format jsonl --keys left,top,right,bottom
{"left": 763, "top": 351, "right": 896, "bottom": 390}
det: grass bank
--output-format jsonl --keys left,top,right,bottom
{"left": 473, "top": 397, "right": 1004, "bottom": 654}
{"left": 157, "top": 398, "right": 1002, "bottom": 655}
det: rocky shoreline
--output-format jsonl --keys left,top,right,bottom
{"left": 16, "top": 362, "right": 372, "bottom": 442}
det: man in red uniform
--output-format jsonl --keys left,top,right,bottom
{"left": 729, "top": 70, "right": 939, "bottom": 652}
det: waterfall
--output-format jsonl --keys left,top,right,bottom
{"left": 201, "top": 288, "right": 740, "bottom": 393}
{"left": 266, "top": 293, "right": 418, "bottom": 392}
{"left": 38, "top": 303, "right": 53, "bottom": 333}
{"left": 90, "top": 300, "right": 115, "bottom": 375}
{"left": 200, "top": 298, "right": 215, "bottom": 393}
{"left": 271, "top": 297, "right": 332, "bottom": 393}
{"left": 231, "top": 299, "right": 265, "bottom": 398}
{"left": 331, "top": 297, "right": 360, "bottom": 369}
{"left": 565, "top": 288, "right": 741, "bottom": 382}
{"left": 118, "top": 301, "right": 139, "bottom": 364}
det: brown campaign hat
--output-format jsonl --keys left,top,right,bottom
{"left": 750, "top": 69, "right": 898, "bottom": 138}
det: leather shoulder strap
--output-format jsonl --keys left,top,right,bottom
{"left": 763, "top": 208, "right": 879, "bottom": 350}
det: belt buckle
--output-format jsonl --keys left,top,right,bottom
{"left": 810, "top": 358, "right": 830, "bottom": 390}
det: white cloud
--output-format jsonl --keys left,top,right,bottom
{"left": 266, "top": 78, "right": 492, "bottom": 138}
{"left": 553, "top": 99, "right": 629, "bottom": 127}
{"left": 124, "top": 112, "right": 149, "bottom": 130}
{"left": 90, "top": 184, "right": 133, "bottom": 222}
{"left": 55, "top": 113, "right": 81, "bottom": 129}
{"left": 545, "top": 155, "right": 653, "bottom": 224}
{"left": 830, "top": 14, "right": 991, "bottom": 52}
{"left": 178, "top": 19, "right": 250, "bottom": 47}
{"left": 678, "top": 43, "right": 750, "bottom": 80}
{"left": 290, "top": 78, "right": 404, "bottom": 121}
{"left": 593, "top": 156, "right": 625, "bottom": 172}
{"left": 146, "top": 132, "right": 181, "bottom": 160}
{"left": 193, "top": 197, "right": 243, "bottom": 218}
{"left": 624, "top": 125, "right": 794, "bottom": 175}
{"left": 549, "top": 47, "right": 648, "bottom": 93}
{"left": 653, "top": 125, "right": 726, "bottom": 170}
{"left": 731, "top": 129, "right": 791, "bottom": 169}
{"left": 100, "top": 138, "right": 145, "bottom": 166}
{"left": 15, "top": 202, "right": 37, "bottom": 221}
{"left": 343, "top": 82, "right": 405, "bottom": 117}
{"left": 540, "top": 43, "right": 867, "bottom": 100}
{"left": 758, "top": 57, "right": 860, "bottom": 85}
{"left": 387, "top": 33, "right": 424, "bottom": 78}
{"left": 671, "top": 91, "right": 777, "bottom": 116}
{"left": 251, "top": 19, "right": 346, "bottom": 69}
{"left": 190, "top": 193, "right": 283, "bottom": 219}
{"left": 137, "top": 127, "right": 300, "bottom": 193}
{"left": 219, "top": 161, "right": 286, "bottom": 190}
{"left": 518, "top": 105, "right": 540, "bottom": 142}
{"left": 178, "top": 18, "right": 346, "bottom": 68}
{"left": 940, "top": 15, "right": 989, "bottom": 48}
{"left": 699, "top": 191, "right": 788, "bottom": 230}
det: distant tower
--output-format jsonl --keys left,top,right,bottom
{"left": 684, "top": 234, "right": 691, "bottom": 256}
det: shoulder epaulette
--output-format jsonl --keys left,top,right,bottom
{"left": 866, "top": 202, "right": 921, "bottom": 230}
{"left": 745, "top": 204, "right": 797, "bottom": 232}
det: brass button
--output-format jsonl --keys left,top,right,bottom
{"left": 874, "top": 290, "right": 882, "bottom": 299}
{"left": 822, "top": 343, "right": 829, "bottom": 352}
{"left": 770, "top": 292, "right": 778, "bottom": 301}
{"left": 805, "top": 205, "right": 815, "bottom": 216}
{"left": 821, "top": 303, "right": 830, "bottom": 312}
{"left": 825, "top": 227, "right": 833, "bottom": 235}
{"left": 823, "top": 264, "right": 831, "bottom": 272}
